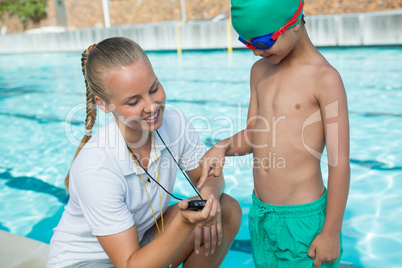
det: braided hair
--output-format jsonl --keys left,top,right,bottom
{"left": 64, "top": 37, "right": 150, "bottom": 190}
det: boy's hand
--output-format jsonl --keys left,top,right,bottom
{"left": 198, "top": 146, "right": 226, "bottom": 188}
{"left": 307, "top": 232, "right": 340, "bottom": 267}
{"left": 179, "top": 195, "right": 222, "bottom": 256}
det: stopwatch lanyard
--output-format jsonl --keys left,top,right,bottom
{"left": 155, "top": 130, "right": 203, "bottom": 199}
{"left": 129, "top": 134, "right": 164, "bottom": 234}
{"left": 126, "top": 130, "right": 203, "bottom": 202}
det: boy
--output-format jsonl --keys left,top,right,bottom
{"left": 198, "top": 0, "right": 350, "bottom": 267}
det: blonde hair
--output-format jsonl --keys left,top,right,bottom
{"left": 65, "top": 37, "right": 150, "bottom": 190}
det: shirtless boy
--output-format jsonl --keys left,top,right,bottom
{"left": 198, "top": 0, "right": 350, "bottom": 267}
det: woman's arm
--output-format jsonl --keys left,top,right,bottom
{"left": 186, "top": 166, "right": 225, "bottom": 257}
{"left": 97, "top": 196, "right": 216, "bottom": 268}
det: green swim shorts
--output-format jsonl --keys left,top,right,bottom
{"left": 249, "top": 189, "right": 343, "bottom": 268}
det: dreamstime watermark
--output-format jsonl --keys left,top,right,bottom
{"left": 64, "top": 100, "right": 340, "bottom": 167}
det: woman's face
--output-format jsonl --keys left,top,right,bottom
{"left": 98, "top": 57, "right": 166, "bottom": 135}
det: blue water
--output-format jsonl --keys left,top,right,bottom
{"left": 1, "top": 47, "right": 402, "bottom": 267}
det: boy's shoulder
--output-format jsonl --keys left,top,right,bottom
{"left": 313, "top": 58, "right": 343, "bottom": 89}
{"left": 249, "top": 51, "right": 344, "bottom": 95}
{"left": 250, "top": 52, "right": 339, "bottom": 78}
{"left": 307, "top": 55, "right": 345, "bottom": 99}
{"left": 251, "top": 57, "right": 274, "bottom": 73}
{"left": 294, "top": 50, "right": 343, "bottom": 90}
{"left": 250, "top": 58, "right": 275, "bottom": 84}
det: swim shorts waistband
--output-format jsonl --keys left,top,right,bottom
{"left": 251, "top": 188, "right": 327, "bottom": 217}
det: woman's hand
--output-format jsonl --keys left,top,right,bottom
{"left": 179, "top": 194, "right": 222, "bottom": 256}
{"left": 198, "top": 145, "right": 227, "bottom": 188}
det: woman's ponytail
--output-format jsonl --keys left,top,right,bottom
{"left": 64, "top": 44, "right": 98, "bottom": 190}
{"left": 63, "top": 37, "right": 149, "bottom": 190}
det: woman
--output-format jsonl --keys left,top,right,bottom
{"left": 47, "top": 37, "right": 242, "bottom": 268}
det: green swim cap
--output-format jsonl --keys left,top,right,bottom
{"left": 231, "top": 0, "right": 304, "bottom": 40}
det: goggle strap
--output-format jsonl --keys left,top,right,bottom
{"left": 272, "top": 18, "right": 299, "bottom": 40}
{"left": 271, "top": 0, "right": 304, "bottom": 40}
{"left": 246, "top": 43, "right": 256, "bottom": 50}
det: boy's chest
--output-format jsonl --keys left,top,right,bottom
{"left": 256, "top": 75, "right": 318, "bottom": 116}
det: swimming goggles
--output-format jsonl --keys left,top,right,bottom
{"left": 238, "top": 0, "right": 304, "bottom": 50}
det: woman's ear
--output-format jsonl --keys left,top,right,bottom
{"left": 95, "top": 96, "right": 111, "bottom": 113}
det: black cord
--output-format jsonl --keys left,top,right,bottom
{"left": 127, "top": 145, "right": 184, "bottom": 201}
{"left": 126, "top": 131, "right": 204, "bottom": 201}
{"left": 156, "top": 130, "right": 203, "bottom": 200}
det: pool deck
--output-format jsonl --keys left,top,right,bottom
{"left": 0, "top": 230, "right": 48, "bottom": 268}
{"left": 0, "top": 230, "right": 360, "bottom": 268}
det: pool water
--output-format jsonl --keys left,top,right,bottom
{"left": 1, "top": 47, "right": 401, "bottom": 267}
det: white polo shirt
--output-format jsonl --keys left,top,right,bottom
{"left": 47, "top": 110, "right": 207, "bottom": 268}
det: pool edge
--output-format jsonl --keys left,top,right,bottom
{"left": 0, "top": 230, "right": 362, "bottom": 267}
{"left": 0, "top": 230, "right": 48, "bottom": 268}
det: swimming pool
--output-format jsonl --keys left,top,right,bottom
{"left": 0, "top": 47, "right": 401, "bottom": 267}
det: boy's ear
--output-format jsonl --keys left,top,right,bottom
{"left": 293, "top": 22, "right": 301, "bottom": 32}
{"left": 95, "top": 96, "right": 111, "bottom": 113}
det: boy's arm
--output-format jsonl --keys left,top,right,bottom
{"left": 198, "top": 61, "right": 262, "bottom": 187}
{"left": 308, "top": 67, "right": 350, "bottom": 267}
{"left": 215, "top": 77, "right": 258, "bottom": 156}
